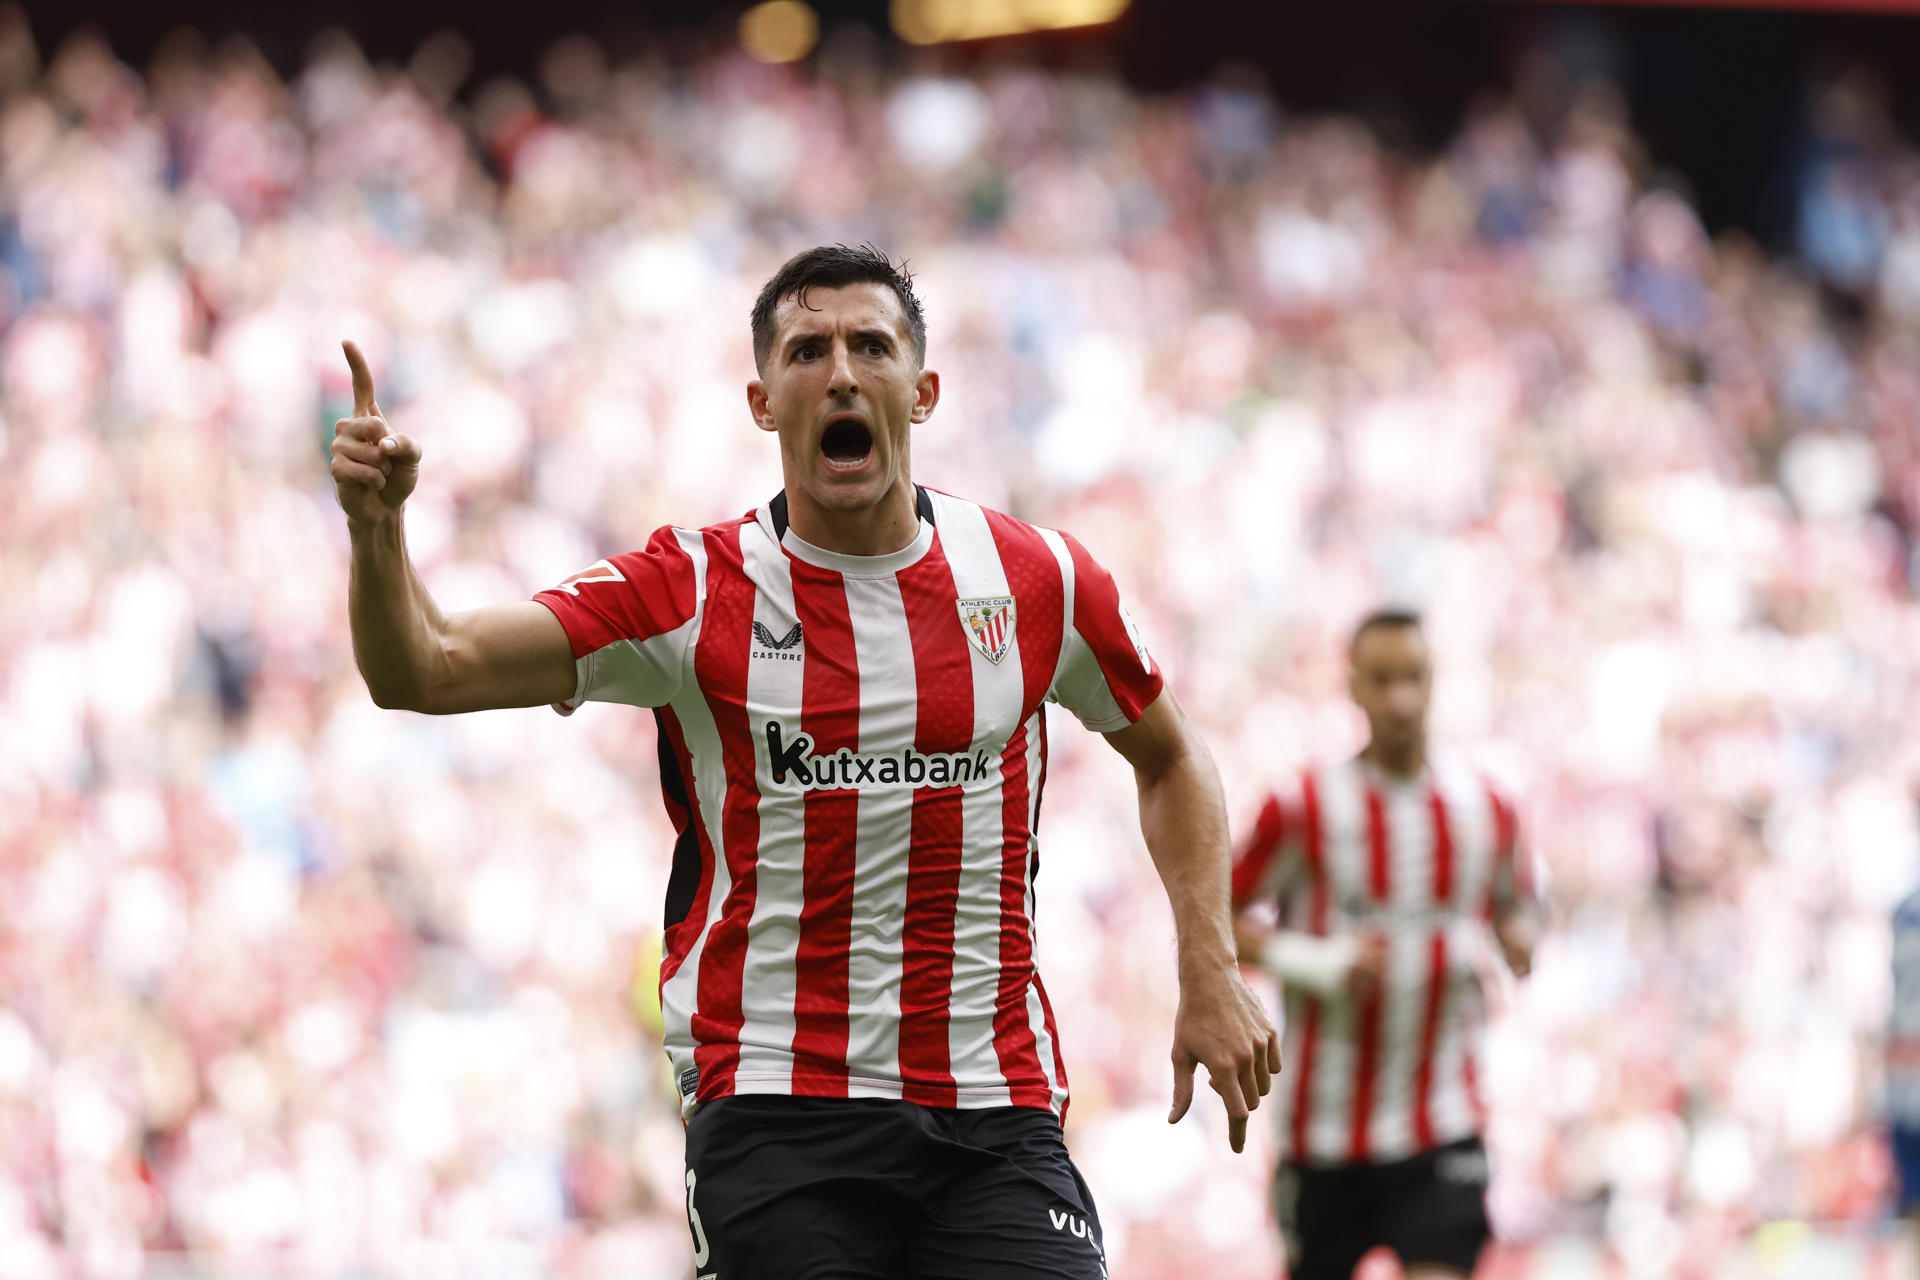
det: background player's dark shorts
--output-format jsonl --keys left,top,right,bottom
{"left": 1893, "top": 1125, "right": 1920, "bottom": 1211}
{"left": 1277, "top": 1136, "right": 1492, "bottom": 1280}
{"left": 682, "top": 1095, "right": 1107, "bottom": 1280}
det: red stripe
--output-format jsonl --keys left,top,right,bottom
{"left": 981, "top": 512, "right": 1069, "bottom": 1110}
{"left": 1231, "top": 793, "right": 1288, "bottom": 909}
{"left": 1428, "top": 787, "right": 1454, "bottom": 904}
{"left": 1288, "top": 772, "right": 1325, "bottom": 1160}
{"left": 991, "top": 720, "right": 1050, "bottom": 1108}
{"left": 689, "top": 523, "right": 761, "bottom": 1103}
{"left": 1350, "top": 785, "right": 1389, "bottom": 1161}
{"left": 1463, "top": 1044, "right": 1484, "bottom": 1127}
{"left": 1485, "top": 784, "right": 1520, "bottom": 920}
{"left": 1366, "top": 784, "right": 1389, "bottom": 898}
{"left": 657, "top": 707, "right": 716, "bottom": 986}
{"left": 895, "top": 547, "right": 975, "bottom": 1107}
{"left": 1413, "top": 932, "right": 1448, "bottom": 1149}
{"left": 1413, "top": 787, "right": 1456, "bottom": 1149}
{"left": 981, "top": 511, "right": 1064, "bottom": 722}
{"left": 788, "top": 560, "right": 860, "bottom": 1096}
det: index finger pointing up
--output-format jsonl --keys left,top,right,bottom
{"left": 342, "top": 339, "right": 380, "bottom": 418}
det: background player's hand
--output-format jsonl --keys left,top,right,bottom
{"left": 1347, "top": 931, "right": 1389, "bottom": 999}
{"left": 1493, "top": 909, "right": 1538, "bottom": 978}
{"left": 331, "top": 340, "right": 422, "bottom": 528}
{"left": 1169, "top": 960, "right": 1283, "bottom": 1154}
{"left": 1233, "top": 915, "right": 1270, "bottom": 966}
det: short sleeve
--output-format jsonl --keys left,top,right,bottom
{"left": 532, "top": 526, "right": 701, "bottom": 713}
{"left": 1046, "top": 531, "right": 1164, "bottom": 732}
{"left": 1486, "top": 784, "right": 1540, "bottom": 914}
{"left": 1232, "top": 787, "right": 1301, "bottom": 910}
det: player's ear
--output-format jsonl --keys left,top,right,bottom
{"left": 910, "top": 367, "right": 939, "bottom": 424}
{"left": 748, "top": 380, "right": 777, "bottom": 434}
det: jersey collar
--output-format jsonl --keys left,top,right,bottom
{"left": 761, "top": 486, "right": 937, "bottom": 578}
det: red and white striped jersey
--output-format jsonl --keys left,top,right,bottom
{"left": 1231, "top": 756, "right": 1535, "bottom": 1165}
{"left": 534, "top": 487, "right": 1163, "bottom": 1119}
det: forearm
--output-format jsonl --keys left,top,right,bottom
{"left": 347, "top": 515, "right": 450, "bottom": 710}
{"left": 1136, "top": 740, "right": 1236, "bottom": 979}
{"left": 1253, "top": 930, "right": 1359, "bottom": 997}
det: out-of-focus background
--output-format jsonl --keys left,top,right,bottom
{"left": 6, "top": 0, "right": 1920, "bottom": 1275}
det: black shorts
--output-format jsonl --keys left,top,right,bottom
{"left": 682, "top": 1095, "right": 1107, "bottom": 1280}
{"left": 1277, "top": 1136, "right": 1492, "bottom": 1280}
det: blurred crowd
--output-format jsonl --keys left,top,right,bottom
{"left": 4, "top": 7, "right": 1920, "bottom": 1278}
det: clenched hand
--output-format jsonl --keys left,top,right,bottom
{"left": 331, "top": 340, "right": 422, "bottom": 527}
{"left": 1169, "top": 960, "right": 1283, "bottom": 1154}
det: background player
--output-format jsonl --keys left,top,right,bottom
{"left": 330, "top": 244, "right": 1279, "bottom": 1278}
{"left": 1231, "top": 609, "right": 1540, "bottom": 1279}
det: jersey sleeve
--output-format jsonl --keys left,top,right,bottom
{"left": 532, "top": 526, "right": 700, "bottom": 713}
{"left": 1485, "top": 784, "right": 1539, "bottom": 914}
{"left": 1232, "top": 781, "right": 1304, "bottom": 910}
{"left": 1046, "top": 532, "right": 1164, "bottom": 732}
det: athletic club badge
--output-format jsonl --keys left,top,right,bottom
{"left": 957, "top": 596, "right": 1017, "bottom": 665}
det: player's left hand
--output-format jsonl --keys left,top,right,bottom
{"left": 1494, "top": 909, "right": 1539, "bottom": 978}
{"left": 1169, "top": 959, "right": 1283, "bottom": 1154}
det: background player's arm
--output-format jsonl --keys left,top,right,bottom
{"left": 333, "top": 340, "right": 575, "bottom": 714}
{"left": 1487, "top": 797, "right": 1541, "bottom": 978}
{"left": 1104, "top": 690, "right": 1282, "bottom": 1154}
{"left": 1229, "top": 795, "right": 1384, "bottom": 999}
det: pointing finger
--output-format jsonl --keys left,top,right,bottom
{"left": 342, "top": 339, "right": 380, "bottom": 419}
{"left": 1229, "top": 1113, "right": 1248, "bottom": 1154}
{"left": 1169, "top": 1046, "right": 1196, "bottom": 1124}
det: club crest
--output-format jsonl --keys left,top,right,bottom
{"left": 957, "top": 596, "right": 1017, "bottom": 665}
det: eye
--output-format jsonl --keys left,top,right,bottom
{"left": 865, "top": 341, "right": 887, "bottom": 357}
{"left": 795, "top": 345, "right": 818, "bottom": 361}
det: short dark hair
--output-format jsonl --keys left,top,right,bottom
{"left": 750, "top": 244, "right": 927, "bottom": 375}
{"left": 1349, "top": 607, "right": 1423, "bottom": 657}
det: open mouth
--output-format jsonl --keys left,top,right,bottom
{"left": 820, "top": 418, "right": 874, "bottom": 468}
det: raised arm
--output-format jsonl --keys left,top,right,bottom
{"left": 1104, "top": 690, "right": 1283, "bottom": 1154}
{"left": 332, "top": 340, "right": 574, "bottom": 714}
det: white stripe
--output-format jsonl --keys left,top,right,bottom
{"left": 1308, "top": 761, "right": 1367, "bottom": 1160}
{"left": 1020, "top": 712, "right": 1064, "bottom": 1112}
{"left": 930, "top": 492, "right": 1023, "bottom": 1105}
{"left": 1370, "top": 786, "right": 1430, "bottom": 1156}
{"left": 656, "top": 531, "right": 722, "bottom": 1117}
{"left": 1034, "top": 528, "right": 1077, "bottom": 695}
{"left": 734, "top": 521, "right": 804, "bottom": 1087}
{"left": 842, "top": 576, "right": 913, "bottom": 1094}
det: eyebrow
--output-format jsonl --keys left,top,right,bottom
{"left": 781, "top": 327, "right": 900, "bottom": 357}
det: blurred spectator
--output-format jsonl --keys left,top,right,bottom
{"left": 0, "top": 14, "right": 1918, "bottom": 1280}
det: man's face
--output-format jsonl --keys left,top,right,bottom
{"left": 1349, "top": 624, "right": 1431, "bottom": 754}
{"left": 747, "top": 283, "right": 938, "bottom": 518}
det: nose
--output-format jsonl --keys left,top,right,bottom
{"left": 827, "top": 339, "right": 857, "bottom": 399}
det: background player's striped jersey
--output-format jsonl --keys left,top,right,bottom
{"left": 535, "top": 487, "right": 1163, "bottom": 1118}
{"left": 1233, "top": 757, "right": 1535, "bottom": 1165}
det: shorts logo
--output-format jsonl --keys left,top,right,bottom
{"left": 957, "top": 596, "right": 1016, "bottom": 665}
{"left": 1436, "top": 1147, "right": 1490, "bottom": 1186}
{"left": 1048, "top": 1209, "right": 1091, "bottom": 1239}
{"left": 752, "top": 620, "right": 803, "bottom": 661}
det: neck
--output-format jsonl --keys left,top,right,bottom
{"left": 784, "top": 480, "right": 920, "bottom": 557}
{"left": 1362, "top": 737, "right": 1426, "bottom": 781}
